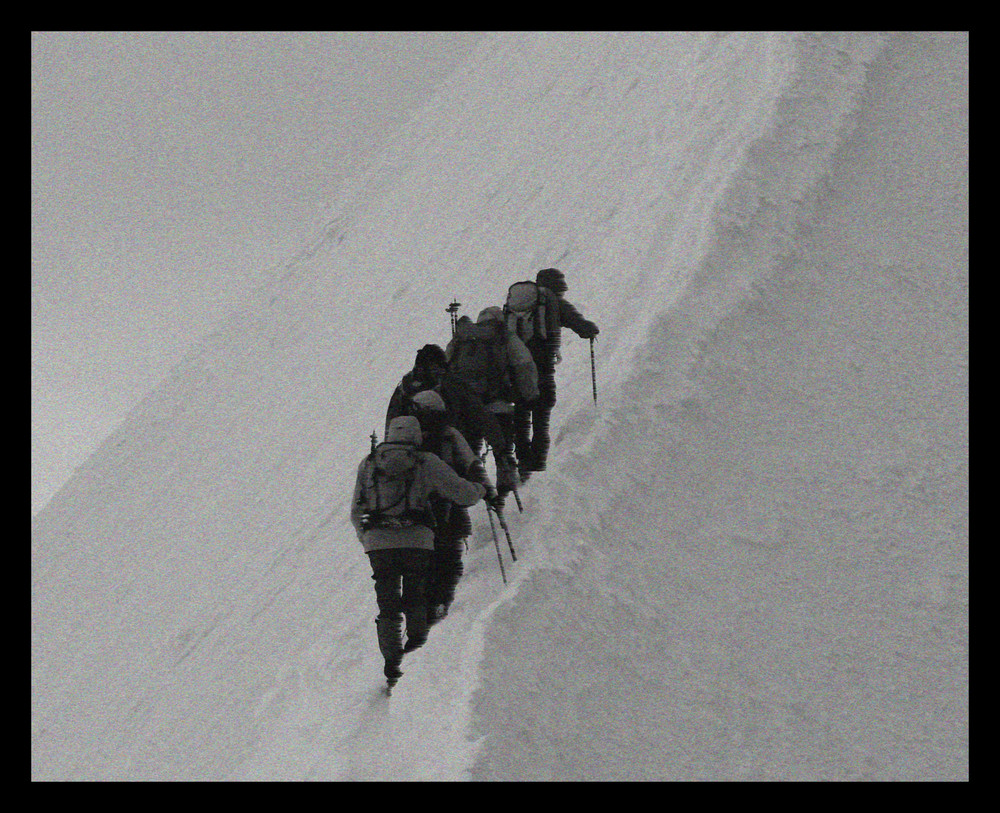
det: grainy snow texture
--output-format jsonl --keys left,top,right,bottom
{"left": 32, "top": 32, "right": 967, "bottom": 781}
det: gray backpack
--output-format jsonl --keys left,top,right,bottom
{"left": 359, "top": 443, "right": 432, "bottom": 530}
{"left": 504, "top": 281, "right": 561, "bottom": 345}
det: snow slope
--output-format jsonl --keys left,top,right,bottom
{"left": 31, "top": 32, "right": 967, "bottom": 781}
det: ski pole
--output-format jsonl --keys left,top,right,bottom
{"left": 484, "top": 443, "right": 522, "bottom": 514}
{"left": 485, "top": 503, "right": 507, "bottom": 584}
{"left": 590, "top": 337, "right": 597, "bottom": 404}
{"left": 491, "top": 503, "right": 517, "bottom": 561}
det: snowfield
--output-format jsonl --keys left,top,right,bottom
{"left": 32, "top": 32, "right": 968, "bottom": 781}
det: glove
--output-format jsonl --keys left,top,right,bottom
{"left": 484, "top": 485, "right": 500, "bottom": 507}
{"left": 581, "top": 323, "right": 599, "bottom": 339}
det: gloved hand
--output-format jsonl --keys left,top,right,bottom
{"left": 484, "top": 485, "right": 502, "bottom": 509}
{"left": 580, "top": 322, "right": 600, "bottom": 339}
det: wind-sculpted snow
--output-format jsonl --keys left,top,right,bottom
{"left": 31, "top": 32, "right": 967, "bottom": 781}
{"left": 468, "top": 32, "right": 968, "bottom": 781}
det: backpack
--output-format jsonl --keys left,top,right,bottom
{"left": 448, "top": 317, "right": 511, "bottom": 403}
{"left": 358, "top": 442, "right": 433, "bottom": 530}
{"left": 503, "top": 281, "right": 561, "bottom": 345}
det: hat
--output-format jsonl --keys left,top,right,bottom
{"left": 410, "top": 389, "right": 449, "bottom": 435}
{"left": 536, "top": 267, "right": 567, "bottom": 295}
{"left": 414, "top": 344, "right": 447, "bottom": 369}
{"left": 386, "top": 415, "right": 423, "bottom": 445}
{"left": 412, "top": 390, "right": 446, "bottom": 412}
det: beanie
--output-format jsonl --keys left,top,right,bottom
{"left": 536, "top": 267, "right": 567, "bottom": 295}
{"left": 414, "top": 344, "right": 447, "bottom": 369}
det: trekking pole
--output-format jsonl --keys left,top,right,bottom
{"left": 491, "top": 503, "right": 517, "bottom": 561}
{"left": 590, "top": 337, "right": 597, "bottom": 404}
{"left": 447, "top": 300, "right": 461, "bottom": 337}
{"left": 478, "top": 446, "right": 509, "bottom": 582}
{"left": 510, "top": 479, "right": 524, "bottom": 514}
{"left": 370, "top": 430, "right": 378, "bottom": 454}
{"left": 485, "top": 503, "right": 507, "bottom": 584}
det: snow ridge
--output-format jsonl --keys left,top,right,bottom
{"left": 467, "top": 32, "right": 966, "bottom": 781}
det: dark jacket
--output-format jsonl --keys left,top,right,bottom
{"left": 528, "top": 290, "right": 599, "bottom": 369}
{"left": 445, "top": 307, "right": 539, "bottom": 409}
{"left": 386, "top": 369, "right": 511, "bottom": 455}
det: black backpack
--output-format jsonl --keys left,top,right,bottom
{"left": 448, "top": 317, "right": 511, "bottom": 403}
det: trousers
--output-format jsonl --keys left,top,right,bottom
{"left": 513, "top": 362, "right": 556, "bottom": 471}
{"left": 367, "top": 548, "right": 432, "bottom": 667}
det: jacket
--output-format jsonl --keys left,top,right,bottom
{"left": 420, "top": 424, "right": 493, "bottom": 530}
{"left": 385, "top": 370, "right": 511, "bottom": 456}
{"left": 421, "top": 425, "right": 492, "bottom": 488}
{"left": 529, "top": 290, "right": 600, "bottom": 369}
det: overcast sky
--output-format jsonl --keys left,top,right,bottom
{"left": 31, "top": 31, "right": 485, "bottom": 514}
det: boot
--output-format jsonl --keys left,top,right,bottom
{"left": 495, "top": 453, "right": 518, "bottom": 492}
{"left": 403, "top": 609, "right": 429, "bottom": 653}
{"left": 375, "top": 616, "right": 403, "bottom": 683}
{"left": 402, "top": 632, "right": 427, "bottom": 654}
{"left": 427, "top": 602, "right": 449, "bottom": 628}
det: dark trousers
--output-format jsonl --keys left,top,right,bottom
{"left": 367, "top": 548, "right": 432, "bottom": 666}
{"left": 513, "top": 364, "right": 556, "bottom": 471}
{"left": 461, "top": 412, "right": 517, "bottom": 498}
{"left": 461, "top": 411, "right": 514, "bottom": 458}
{"left": 428, "top": 506, "right": 469, "bottom": 611}
{"left": 489, "top": 412, "right": 519, "bottom": 499}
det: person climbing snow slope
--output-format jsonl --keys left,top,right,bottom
{"left": 385, "top": 344, "right": 516, "bottom": 494}
{"left": 351, "top": 415, "right": 486, "bottom": 691}
{"left": 446, "top": 306, "right": 538, "bottom": 505}
{"left": 408, "top": 389, "right": 499, "bottom": 627}
{"left": 511, "top": 268, "right": 598, "bottom": 480}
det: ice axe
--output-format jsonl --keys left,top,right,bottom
{"left": 447, "top": 299, "right": 461, "bottom": 337}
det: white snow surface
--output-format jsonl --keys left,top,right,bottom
{"left": 31, "top": 32, "right": 968, "bottom": 781}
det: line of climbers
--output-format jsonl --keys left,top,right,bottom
{"left": 351, "top": 267, "right": 599, "bottom": 691}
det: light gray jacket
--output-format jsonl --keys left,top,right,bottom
{"left": 351, "top": 444, "right": 486, "bottom": 553}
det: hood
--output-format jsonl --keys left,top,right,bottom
{"left": 385, "top": 415, "right": 423, "bottom": 446}
{"left": 477, "top": 306, "right": 504, "bottom": 324}
{"left": 414, "top": 343, "right": 447, "bottom": 370}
